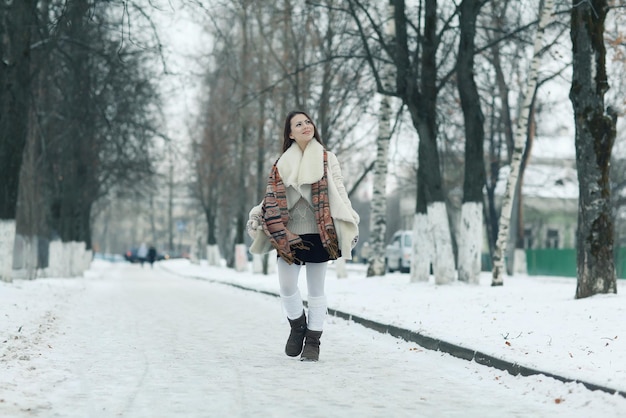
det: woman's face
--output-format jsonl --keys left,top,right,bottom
{"left": 289, "top": 113, "right": 315, "bottom": 150}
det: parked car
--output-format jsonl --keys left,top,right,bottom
{"left": 385, "top": 230, "right": 412, "bottom": 273}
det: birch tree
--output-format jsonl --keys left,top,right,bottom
{"left": 347, "top": 0, "right": 455, "bottom": 284}
{"left": 492, "top": 0, "right": 556, "bottom": 286}
{"left": 570, "top": 0, "right": 617, "bottom": 298}
{"left": 367, "top": 4, "right": 394, "bottom": 277}
{"left": 367, "top": 96, "right": 392, "bottom": 276}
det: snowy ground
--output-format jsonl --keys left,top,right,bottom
{"left": 1, "top": 259, "right": 625, "bottom": 417}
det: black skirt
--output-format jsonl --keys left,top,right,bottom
{"left": 284, "top": 233, "right": 339, "bottom": 265}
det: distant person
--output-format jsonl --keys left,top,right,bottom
{"left": 247, "top": 110, "right": 359, "bottom": 362}
{"left": 137, "top": 243, "right": 148, "bottom": 267}
{"left": 147, "top": 246, "right": 157, "bottom": 268}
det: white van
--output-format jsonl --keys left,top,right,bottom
{"left": 385, "top": 230, "right": 412, "bottom": 273}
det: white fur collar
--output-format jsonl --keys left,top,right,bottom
{"left": 276, "top": 140, "right": 324, "bottom": 188}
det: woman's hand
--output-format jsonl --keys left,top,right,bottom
{"left": 247, "top": 214, "right": 262, "bottom": 240}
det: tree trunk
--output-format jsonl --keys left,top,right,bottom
{"left": 0, "top": 220, "right": 16, "bottom": 282}
{"left": 0, "top": 1, "right": 36, "bottom": 281}
{"left": 367, "top": 93, "right": 391, "bottom": 277}
{"left": 394, "top": 0, "right": 454, "bottom": 284}
{"left": 492, "top": 0, "right": 555, "bottom": 286}
{"left": 410, "top": 213, "right": 431, "bottom": 282}
{"left": 367, "top": 2, "right": 394, "bottom": 277}
{"left": 0, "top": 0, "right": 36, "bottom": 220}
{"left": 168, "top": 156, "right": 174, "bottom": 252}
{"left": 15, "top": 91, "right": 45, "bottom": 279}
{"left": 570, "top": 0, "right": 617, "bottom": 298}
{"left": 457, "top": 0, "right": 485, "bottom": 284}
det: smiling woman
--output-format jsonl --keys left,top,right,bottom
{"left": 247, "top": 110, "right": 360, "bottom": 362}
{"left": 281, "top": 110, "right": 322, "bottom": 153}
{"left": 288, "top": 114, "right": 315, "bottom": 149}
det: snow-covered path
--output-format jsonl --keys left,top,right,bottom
{"left": 2, "top": 262, "right": 625, "bottom": 417}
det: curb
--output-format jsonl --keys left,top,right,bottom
{"left": 166, "top": 266, "right": 626, "bottom": 399}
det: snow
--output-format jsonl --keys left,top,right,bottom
{"left": 2, "top": 258, "right": 626, "bottom": 417}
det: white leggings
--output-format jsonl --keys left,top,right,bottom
{"left": 277, "top": 258, "right": 328, "bottom": 331}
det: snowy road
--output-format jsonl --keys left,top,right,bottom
{"left": 2, "top": 262, "right": 625, "bottom": 417}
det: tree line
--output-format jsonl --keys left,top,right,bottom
{"left": 1, "top": 0, "right": 164, "bottom": 280}
{"left": 191, "top": 0, "right": 625, "bottom": 298}
{"left": 1, "top": 1, "right": 624, "bottom": 299}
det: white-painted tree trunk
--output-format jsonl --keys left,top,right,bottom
{"left": 366, "top": 93, "right": 391, "bottom": 277}
{"left": 335, "top": 258, "right": 347, "bottom": 278}
{"left": 74, "top": 242, "right": 92, "bottom": 276}
{"left": 83, "top": 248, "right": 93, "bottom": 274}
{"left": 251, "top": 253, "right": 277, "bottom": 274}
{"left": 44, "top": 240, "right": 64, "bottom": 278}
{"left": 458, "top": 202, "right": 482, "bottom": 284}
{"left": 367, "top": 3, "right": 395, "bottom": 278}
{"left": 410, "top": 213, "right": 431, "bottom": 283}
{"left": 23, "top": 235, "right": 38, "bottom": 280}
{"left": 252, "top": 254, "right": 264, "bottom": 274}
{"left": 428, "top": 202, "right": 456, "bottom": 284}
{"left": 61, "top": 243, "right": 71, "bottom": 277}
{"left": 190, "top": 234, "right": 203, "bottom": 265}
{"left": 206, "top": 244, "right": 221, "bottom": 266}
{"left": 492, "top": 0, "right": 555, "bottom": 286}
{"left": 513, "top": 249, "right": 527, "bottom": 274}
{"left": 266, "top": 251, "right": 276, "bottom": 274}
{"left": 11, "top": 234, "right": 38, "bottom": 280}
{"left": 234, "top": 244, "right": 248, "bottom": 272}
{"left": 0, "top": 220, "right": 16, "bottom": 282}
{"left": 251, "top": 252, "right": 277, "bottom": 275}
{"left": 189, "top": 242, "right": 199, "bottom": 265}
{"left": 70, "top": 242, "right": 82, "bottom": 277}
{"left": 43, "top": 241, "right": 90, "bottom": 278}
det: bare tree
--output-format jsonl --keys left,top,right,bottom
{"left": 456, "top": 0, "right": 486, "bottom": 284}
{"left": 192, "top": 65, "right": 234, "bottom": 265}
{"left": 24, "top": 1, "right": 163, "bottom": 255}
{"left": 0, "top": 0, "right": 36, "bottom": 220}
{"left": 492, "top": 0, "right": 556, "bottom": 286}
{"left": 570, "top": 0, "right": 617, "bottom": 298}
{"left": 345, "top": 0, "right": 457, "bottom": 283}
{"left": 0, "top": 0, "right": 37, "bottom": 281}
{"left": 366, "top": 3, "right": 394, "bottom": 277}
{"left": 194, "top": 0, "right": 374, "bottom": 268}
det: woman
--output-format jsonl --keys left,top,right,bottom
{"left": 247, "top": 110, "right": 359, "bottom": 362}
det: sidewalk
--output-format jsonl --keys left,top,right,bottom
{"left": 164, "top": 258, "right": 626, "bottom": 398}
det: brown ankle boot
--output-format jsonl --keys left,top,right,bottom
{"left": 285, "top": 312, "right": 307, "bottom": 357}
{"left": 300, "top": 329, "right": 323, "bottom": 362}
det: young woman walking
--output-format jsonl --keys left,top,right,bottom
{"left": 247, "top": 110, "right": 359, "bottom": 361}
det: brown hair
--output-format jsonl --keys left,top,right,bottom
{"left": 281, "top": 110, "right": 324, "bottom": 153}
